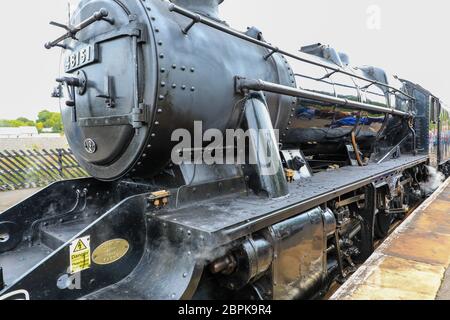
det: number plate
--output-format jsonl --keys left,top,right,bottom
{"left": 64, "top": 44, "right": 97, "bottom": 73}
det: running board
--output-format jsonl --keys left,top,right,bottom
{"left": 0, "top": 178, "right": 205, "bottom": 300}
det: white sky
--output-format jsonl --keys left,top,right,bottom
{"left": 0, "top": 0, "right": 448, "bottom": 120}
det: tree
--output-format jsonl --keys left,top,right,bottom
{"left": 0, "top": 111, "right": 63, "bottom": 133}
{"left": 16, "top": 117, "right": 35, "bottom": 126}
{"left": 48, "top": 113, "right": 63, "bottom": 132}
{"left": 37, "top": 110, "right": 53, "bottom": 124}
{"left": 0, "top": 118, "right": 35, "bottom": 127}
{"left": 36, "top": 122, "right": 44, "bottom": 133}
{"left": 36, "top": 110, "right": 63, "bottom": 133}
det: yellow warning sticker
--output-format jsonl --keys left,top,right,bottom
{"left": 69, "top": 236, "right": 91, "bottom": 274}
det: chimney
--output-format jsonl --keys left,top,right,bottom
{"left": 171, "top": 0, "right": 224, "bottom": 20}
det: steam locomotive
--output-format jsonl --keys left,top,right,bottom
{"left": 1, "top": 0, "right": 449, "bottom": 300}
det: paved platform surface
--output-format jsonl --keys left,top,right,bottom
{"left": 331, "top": 177, "right": 450, "bottom": 300}
{"left": 0, "top": 188, "right": 41, "bottom": 213}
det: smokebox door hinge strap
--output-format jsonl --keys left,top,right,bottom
{"left": 131, "top": 103, "right": 149, "bottom": 129}
{"left": 77, "top": 104, "right": 149, "bottom": 128}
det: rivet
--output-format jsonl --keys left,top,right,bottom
{"left": 159, "top": 95, "right": 164, "bottom": 100}
{"left": 158, "top": 41, "right": 163, "bottom": 46}
{"left": 160, "top": 81, "right": 166, "bottom": 87}
{"left": 190, "top": 87, "right": 195, "bottom": 92}
{"left": 142, "top": 154, "right": 147, "bottom": 158}
{"left": 159, "top": 54, "right": 164, "bottom": 59}
{"left": 190, "top": 67, "right": 195, "bottom": 72}
{"left": 155, "top": 28, "right": 160, "bottom": 32}
{"left": 181, "top": 85, "right": 186, "bottom": 90}
{"left": 151, "top": 133, "right": 156, "bottom": 137}
{"left": 172, "top": 84, "right": 177, "bottom": 88}
{"left": 181, "top": 66, "right": 186, "bottom": 71}
{"left": 157, "top": 109, "right": 163, "bottom": 113}
{"left": 154, "top": 121, "right": 160, "bottom": 125}
{"left": 151, "top": 17, "right": 156, "bottom": 21}
{"left": 160, "top": 68, "right": 165, "bottom": 73}
{"left": 147, "top": 144, "right": 152, "bottom": 148}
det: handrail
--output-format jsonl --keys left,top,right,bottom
{"left": 235, "top": 77, "right": 411, "bottom": 118}
{"left": 168, "top": 4, "right": 415, "bottom": 101}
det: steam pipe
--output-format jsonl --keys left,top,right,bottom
{"left": 235, "top": 77, "right": 411, "bottom": 117}
{"left": 351, "top": 131, "right": 368, "bottom": 167}
{"left": 243, "top": 93, "right": 289, "bottom": 198}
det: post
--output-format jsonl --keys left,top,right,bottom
{"left": 0, "top": 267, "right": 4, "bottom": 290}
{"left": 57, "top": 149, "right": 64, "bottom": 178}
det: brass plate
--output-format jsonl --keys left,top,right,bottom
{"left": 92, "top": 239, "right": 130, "bottom": 265}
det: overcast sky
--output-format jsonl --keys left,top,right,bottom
{"left": 0, "top": 0, "right": 448, "bottom": 120}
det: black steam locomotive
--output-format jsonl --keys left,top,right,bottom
{"left": 1, "top": 0, "right": 449, "bottom": 300}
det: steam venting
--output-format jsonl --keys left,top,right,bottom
{"left": 171, "top": 0, "right": 224, "bottom": 19}
{"left": 422, "top": 166, "right": 445, "bottom": 195}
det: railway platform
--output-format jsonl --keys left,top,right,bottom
{"left": 331, "top": 177, "right": 450, "bottom": 300}
{"left": 0, "top": 188, "right": 41, "bottom": 213}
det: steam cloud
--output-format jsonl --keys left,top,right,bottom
{"left": 421, "top": 166, "right": 445, "bottom": 195}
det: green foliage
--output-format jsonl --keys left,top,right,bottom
{"left": 16, "top": 117, "right": 35, "bottom": 126}
{"left": 37, "top": 110, "right": 53, "bottom": 123}
{"left": 36, "top": 122, "right": 44, "bottom": 133}
{"left": 0, "top": 117, "right": 35, "bottom": 127}
{"left": 0, "top": 110, "right": 63, "bottom": 133}
{"left": 36, "top": 110, "right": 63, "bottom": 133}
